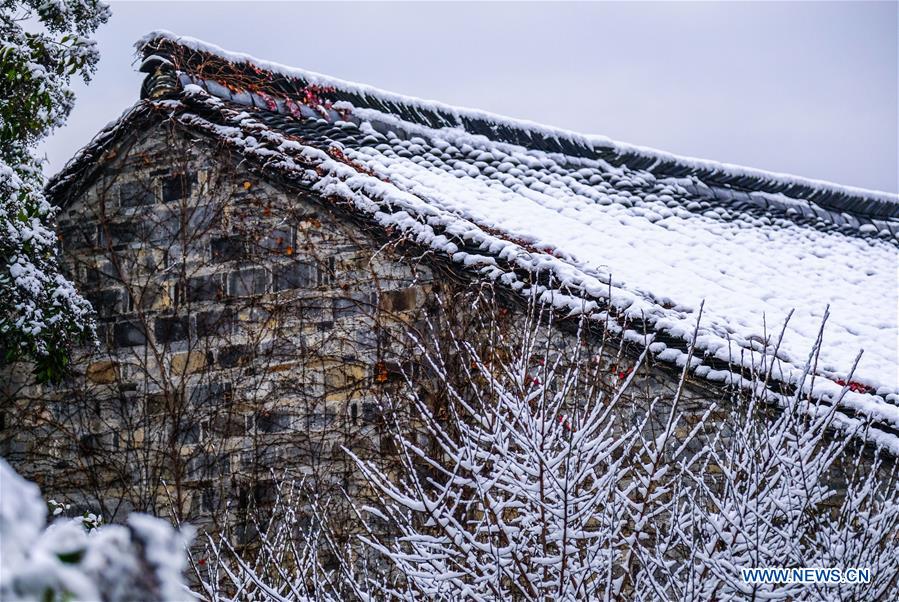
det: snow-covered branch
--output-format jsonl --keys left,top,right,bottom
{"left": 192, "top": 294, "right": 899, "bottom": 601}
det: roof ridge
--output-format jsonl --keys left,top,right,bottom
{"left": 137, "top": 30, "right": 899, "bottom": 219}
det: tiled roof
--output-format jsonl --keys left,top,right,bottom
{"left": 48, "top": 32, "right": 899, "bottom": 453}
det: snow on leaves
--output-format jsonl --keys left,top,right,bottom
{"left": 0, "top": 158, "right": 94, "bottom": 380}
{"left": 0, "top": 458, "right": 191, "bottom": 602}
{"left": 0, "top": 0, "right": 107, "bottom": 379}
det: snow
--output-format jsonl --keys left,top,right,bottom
{"left": 2, "top": 156, "right": 95, "bottom": 358}
{"left": 51, "top": 33, "right": 899, "bottom": 452}
{"left": 337, "top": 307, "right": 899, "bottom": 600}
{"left": 168, "top": 85, "right": 899, "bottom": 441}
{"left": 138, "top": 30, "right": 899, "bottom": 206}
{"left": 0, "top": 459, "right": 191, "bottom": 601}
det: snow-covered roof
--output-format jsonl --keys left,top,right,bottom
{"left": 49, "top": 32, "right": 899, "bottom": 453}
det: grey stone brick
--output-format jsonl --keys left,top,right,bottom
{"left": 113, "top": 320, "right": 147, "bottom": 347}
{"left": 219, "top": 344, "right": 252, "bottom": 368}
{"left": 228, "top": 268, "right": 268, "bottom": 297}
{"left": 162, "top": 172, "right": 194, "bottom": 202}
{"left": 154, "top": 315, "right": 189, "bottom": 344}
{"left": 59, "top": 224, "right": 97, "bottom": 250}
{"left": 209, "top": 415, "right": 244, "bottom": 439}
{"left": 381, "top": 287, "right": 417, "bottom": 312}
{"left": 190, "top": 382, "right": 233, "bottom": 408}
{"left": 85, "top": 289, "right": 123, "bottom": 318}
{"left": 98, "top": 222, "right": 139, "bottom": 247}
{"left": 118, "top": 180, "right": 156, "bottom": 207}
{"left": 196, "top": 308, "right": 236, "bottom": 337}
{"left": 211, "top": 236, "right": 245, "bottom": 263}
{"left": 332, "top": 294, "right": 373, "bottom": 319}
{"left": 83, "top": 262, "right": 119, "bottom": 287}
{"left": 306, "top": 410, "right": 336, "bottom": 429}
{"left": 273, "top": 262, "right": 315, "bottom": 291}
{"left": 186, "top": 452, "right": 230, "bottom": 481}
{"left": 185, "top": 274, "right": 224, "bottom": 302}
{"left": 258, "top": 227, "right": 295, "bottom": 253}
{"left": 362, "top": 401, "right": 379, "bottom": 423}
{"left": 255, "top": 411, "right": 292, "bottom": 434}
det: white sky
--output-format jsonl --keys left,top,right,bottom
{"left": 39, "top": 0, "right": 898, "bottom": 193}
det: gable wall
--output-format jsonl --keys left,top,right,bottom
{"left": 4, "top": 122, "right": 436, "bottom": 524}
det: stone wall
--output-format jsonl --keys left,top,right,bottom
{"left": 1, "top": 122, "right": 441, "bottom": 534}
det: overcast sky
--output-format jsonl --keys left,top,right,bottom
{"left": 39, "top": 1, "right": 898, "bottom": 193}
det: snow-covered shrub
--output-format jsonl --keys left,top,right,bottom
{"left": 348, "top": 302, "right": 644, "bottom": 599}
{"left": 655, "top": 351, "right": 899, "bottom": 600}
{"left": 193, "top": 297, "right": 899, "bottom": 601}
{"left": 187, "top": 477, "right": 371, "bottom": 602}
{"left": 0, "top": 165, "right": 95, "bottom": 381}
{"left": 0, "top": 458, "right": 192, "bottom": 601}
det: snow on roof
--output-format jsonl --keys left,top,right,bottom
{"left": 136, "top": 30, "right": 899, "bottom": 217}
{"left": 50, "top": 32, "right": 899, "bottom": 452}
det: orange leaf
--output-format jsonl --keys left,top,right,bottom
{"left": 374, "top": 362, "right": 388, "bottom": 383}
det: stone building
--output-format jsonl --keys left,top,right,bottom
{"left": 2, "top": 32, "right": 897, "bottom": 535}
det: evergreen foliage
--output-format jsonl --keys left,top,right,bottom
{"left": 0, "top": 0, "right": 109, "bottom": 380}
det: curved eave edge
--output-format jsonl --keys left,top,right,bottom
{"left": 173, "top": 89, "right": 899, "bottom": 455}
{"left": 46, "top": 102, "right": 162, "bottom": 205}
